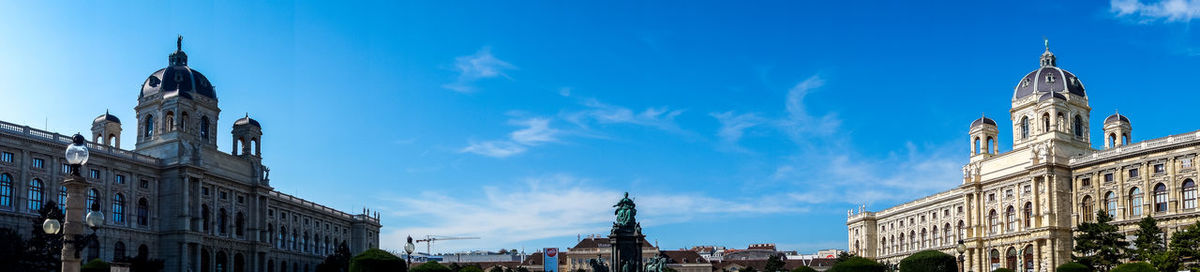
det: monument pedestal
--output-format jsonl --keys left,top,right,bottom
{"left": 609, "top": 223, "right": 644, "bottom": 272}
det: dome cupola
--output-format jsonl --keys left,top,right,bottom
{"left": 140, "top": 36, "right": 217, "bottom": 101}
{"left": 1012, "top": 40, "right": 1086, "bottom": 101}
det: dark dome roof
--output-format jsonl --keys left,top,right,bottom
{"left": 1012, "top": 50, "right": 1086, "bottom": 100}
{"left": 1038, "top": 92, "right": 1067, "bottom": 101}
{"left": 139, "top": 37, "right": 216, "bottom": 101}
{"left": 94, "top": 111, "right": 120, "bottom": 124}
{"left": 234, "top": 115, "right": 260, "bottom": 128}
{"left": 971, "top": 116, "right": 997, "bottom": 128}
{"left": 1105, "top": 113, "right": 1130, "bottom": 125}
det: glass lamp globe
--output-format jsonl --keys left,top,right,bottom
{"left": 65, "top": 134, "right": 89, "bottom": 165}
{"left": 85, "top": 210, "right": 104, "bottom": 228}
{"left": 405, "top": 241, "right": 416, "bottom": 254}
{"left": 42, "top": 218, "right": 61, "bottom": 234}
{"left": 956, "top": 242, "right": 966, "bottom": 254}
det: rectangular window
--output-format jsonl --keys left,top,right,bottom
{"left": 237, "top": 195, "right": 244, "bottom": 204}
{"left": 1154, "top": 164, "right": 1165, "bottom": 174}
{"left": 1081, "top": 178, "right": 1091, "bottom": 187}
{"left": 958, "top": 206, "right": 963, "bottom": 214}
{"left": 988, "top": 193, "right": 996, "bottom": 202}
{"left": 89, "top": 169, "right": 100, "bottom": 179}
{"left": 1130, "top": 168, "right": 1140, "bottom": 178}
{"left": 1105, "top": 173, "right": 1114, "bottom": 182}
{"left": 32, "top": 158, "right": 44, "bottom": 168}
{"left": 202, "top": 187, "right": 209, "bottom": 196}
{"left": 1184, "top": 158, "right": 1193, "bottom": 168}
{"left": 921, "top": 216, "right": 926, "bottom": 222}
{"left": 1006, "top": 189, "right": 1013, "bottom": 199}
{"left": 139, "top": 179, "right": 149, "bottom": 189}
{"left": 115, "top": 175, "right": 124, "bottom": 184}
{"left": 1023, "top": 185, "right": 1031, "bottom": 195}
{"left": 1, "top": 152, "right": 12, "bottom": 162}
{"left": 220, "top": 191, "right": 227, "bottom": 200}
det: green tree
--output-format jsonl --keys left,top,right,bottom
{"left": 460, "top": 265, "right": 484, "bottom": 272}
{"left": 789, "top": 266, "right": 817, "bottom": 272}
{"left": 488, "top": 267, "right": 506, "bottom": 272}
{"left": 1072, "top": 210, "right": 1129, "bottom": 271}
{"left": 0, "top": 228, "right": 26, "bottom": 270}
{"left": 81, "top": 258, "right": 111, "bottom": 272}
{"left": 1131, "top": 216, "right": 1166, "bottom": 261}
{"left": 833, "top": 252, "right": 854, "bottom": 265}
{"left": 764, "top": 254, "right": 786, "bottom": 272}
{"left": 349, "top": 248, "right": 407, "bottom": 272}
{"left": 1147, "top": 250, "right": 1179, "bottom": 272}
{"left": 992, "top": 269, "right": 1015, "bottom": 272}
{"left": 411, "top": 261, "right": 453, "bottom": 272}
{"left": 317, "top": 242, "right": 354, "bottom": 272}
{"left": 1169, "top": 222, "right": 1200, "bottom": 271}
{"left": 739, "top": 266, "right": 758, "bottom": 272}
{"left": 513, "top": 266, "right": 530, "bottom": 272}
{"left": 827, "top": 256, "right": 885, "bottom": 272}
{"left": 1110, "top": 262, "right": 1156, "bottom": 272}
{"left": 899, "top": 250, "right": 956, "bottom": 272}
{"left": 1055, "top": 262, "right": 1090, "bottom": 272}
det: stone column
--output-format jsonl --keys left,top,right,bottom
{"left": 61, "top": 174, "right": 88, "bottom": 272}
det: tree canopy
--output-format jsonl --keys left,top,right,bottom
{"left": 1072, "top": 210, "right": 1129, "bottom": 271}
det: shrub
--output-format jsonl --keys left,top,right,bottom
{"left": 992, "top": 269, "right": 1015, "bottom": 272}
{"left": 1111, "top": 262, "right": 1157, "bottom": 272}
{"left": 1056, "top": 262, "right": 1091, "bottom": 272}
{"left": 899, "top": 250, "right": 957, "bottom": 272}
{"left": 460, "top": 266, "right": 485, "bottom": 272}
{"left": 81, "top": 258, "right": 111, "bottom": 272}
{"left": 827, "top": 256, "right": 886, "bottom": 272}
{"left": 411, "top": 261, "right": 453, "bottom": 272}
{"left": 790, "top": 266, "right": 817, "bottom": 272}
{"left": 349, "top": 249, "right": 406, "bottom": 272}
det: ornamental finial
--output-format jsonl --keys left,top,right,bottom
{"left": 177, "top": 35, "right": 183, "bottom": 51}
{"left": 1044, "top": 37, "right": 1049, "bottom": 51}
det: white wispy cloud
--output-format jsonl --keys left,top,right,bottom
{"left": 710, "top": 111, "right": 766, "bottom": 152}
{"left": 444, "top": 47, "right": 516, "bottom": 93}
{"left": 564, "top": 98, "right": 686, "bottom": 131}
{"left": 376, "top": 174, "right": 806, "bottom": 253}
{"left": 461, "top": 117, "right": 559, "bottom": 158}
{"left": 1111, "top": 0, "right": 1200, "bottom": 22}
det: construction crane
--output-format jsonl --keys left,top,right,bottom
{"left": 414, "top": 235, "right": 480, "bottom": 254}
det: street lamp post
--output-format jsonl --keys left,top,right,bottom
{"left": 41, "top": 134, "right": 105, "bottom": 272}
{"left": 956, "top": 240, "right": 966, "bottom": 272}
{"left": 405, "top": 236, "right": 416, "bottom": 267}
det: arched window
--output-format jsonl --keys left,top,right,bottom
{"left": 989, "top": 209, "right": 999, "bottom": 234}
{"left": 303, "top": 231, "right": 310, "bottom": 252}
{"left": 1042, "top": 113, "right": 1051, "bottom": 133}
{"left": 1105, "top": 192, "right": 1118, "bottom": 218}
{"left": 931, "top": 226, "right": 939, "bottom": 247}
{"left": 180, "top": 112, "right": 189, "bottom": 132}
{"left": 1057, "top": 113, "right": 1066, "bottom": 131}
{"left": 236, "top": 212, "right": 245, "bottom": 237}
{"left": 112, "top": 193, "right": 125, "bottom": 224}
{"left": 1023, "top": 202, "right": 1033, "bottom": 228}
{"left": 943, "top": 223, "right": 952, "bottom": 244}
{"left": 86, "top": 239, "right": 100, "bottom": 261}
{"left": 1074, "top": 115, "right": 1084, "bottom": 137}
{"left": 987, "top": 136, "right": 995, "bottom": 154}
{"left": 267, "top": 224, "right": 275, "bottom": 244}
{"left": 881, "top": 238, "right": 887, "bottom": 255}
{"left": 278, "top": 226, "right": 286, "bottom": 249}
{"left": 137, "top": 198, "right": 149, "bottom": 226}
{"left": 974, "top": 137, "right": 981, "bottom": 154}
{"left": 1006, "top": 247, "right": 1018, "bottom": 269}
{"left": 1130, "top": 187, "right": 1144, "bottom": 217}
{"left": 920, "top": 228, "right": 927, "bottom": 248}
{"left": 202, "top": 205, "right": 210, "bottom": 232}
{"left": 144, "top": 115, "right": 154, "bottom": 137}
{"left": 1081, "top": 196, "right": 1094, "bottom": 222}
{"left": 989, "top": 249, "right": 1000, "bottom": 268}
{"left": 165, "top": 111, "right": 175, "bottom": 131}
{"left": 87, "top": 189, "right": 100, "bottom": 211}
{"left": 114, "top": 241, "right": 126, "bottom": 260}
{"left": 1023, "top": 245, "right": 1035, "bottom": 270}
{"left": 1184, "top": 179, "right": 1197, "bottom": 210}
{"left": 58, "top": 186, "right": 67, "bottom": 211}
{"left": 1110, "top": 133, "right": 1118, "bottom": 147}
{"left": 28, "top": 179, "right": 44, "bottom": 211}
{"left": 1154, "top": 183, "right": 1168, "bottom": 213}
{"left": 201, "top": 116, "right": 211, "bottom": 139}
{"left": 957, "top": 220, "right": 965, "bottom": 239}
{"left": 898, "top": 234, "right": 905, "bottom": 252}
{"left": 1006, "top": 206, "right": 1017, "bottom": 231}
{"left": 910, "top": 231, "right": 916, "bottom": 250}
{"left": 138, "top": 244, "right": 149, "bottom": 259}
{"left": 218, "top": 208, "right": 228, "bottom": 235}
{"left": 291, "top": 230, "right": 298, "bottom": 250}
{"left": 0, "top": 173, "right": 12, "bottom": 207}
{"left": 1021, "top": 117, "right": 1030, "bottom": 139}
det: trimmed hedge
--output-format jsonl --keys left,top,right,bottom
{"left": 789, "top": 267, "right": 817, "bottom": 272}
{"left": 1111, "top": 262, "right": 1157, "bottom": 272}
{"left": 899, "top": 250, "right": 956, "bottom": 272}
{"left": 349, "top": 249, "right": 407, "bottom": 272}
{"left": 411, "top": 261, "right": 452, "bottom": 272}
{"left": 1056, "top": 262, "right": 1090, "bottom": 272}
{"left": 828, "top": 257, "right": 886, "bottom": 272}
{"left": 82, "top": 258, "right": 111, "bottom": 272}
{"left": 993, "top": 269, "right": 1015, "bottom": 272}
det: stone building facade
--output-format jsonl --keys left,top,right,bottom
{"left": 845, "top": 45, "right": 1200, "bottom": 271}
{"left": 0, "top": 38, "right": 381, "bottom": 272}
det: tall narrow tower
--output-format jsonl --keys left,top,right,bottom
{"left": 134, "top": 36, "right": 221, "bottom": 160}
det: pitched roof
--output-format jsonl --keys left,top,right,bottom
{"left": 710, "top": 259, "right": 833, "bottom": 271}
{"left": 660, "top": 250, "right": 706, "bottom": 264}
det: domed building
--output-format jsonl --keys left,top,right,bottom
{"left": 0, "top": 37, "right": 381, "bottom": 272}
{"left": 847, "top": 43, "right": 1200, "bottom": 271}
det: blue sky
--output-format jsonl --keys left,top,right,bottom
{"left": 1, "top": 0, "right": 1199, "bottom": 254}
